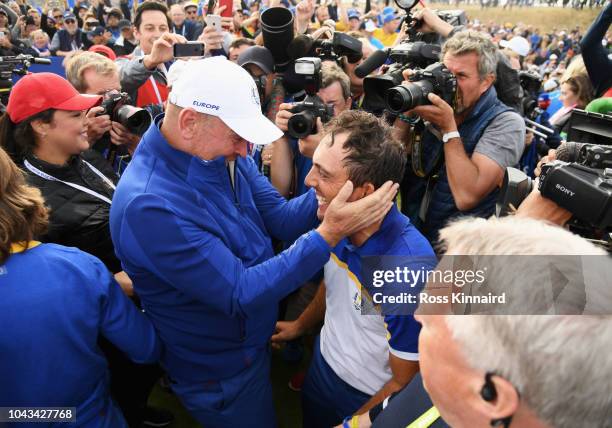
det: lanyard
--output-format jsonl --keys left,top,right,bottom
{"left": 149, "top": 62, "right": 168, "bottom": 105}
{"left": 24, "top": 159, "right": 115, "bottom": 205}
{"left": 406, "top": 406, "right": 441, "bottom": 428}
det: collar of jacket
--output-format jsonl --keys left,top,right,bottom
{"left": 461, "top": 85, "right": 499, "bottom": 127}
{"left": 24, "top": 153, "right": 81, "bottom": 177}
{"left": 142, "top": 114, "right": 233, "bottom": 186}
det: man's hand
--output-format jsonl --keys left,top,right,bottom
{"left": 198, "top": 26, "right": 224, "bottom": 54}
{"left": 296, "top": 0, "right": 315, "bottom": 33}
{"left": 298, "top": 118, "right": 324, "bottom": 158}
{"left": 515, "top": 187, "right": 572, "bottom": 226}
{"left": 412, "top": 7, "right": 453, "bottom": 37}
{"left": 110, "top": 122, "right": 141, "bottom": 154}
{"left": 409, "top": 93, "right": 457, "bottom": 134}
{"left": 143, "top": 32, "right": 187, "bottom": 70}
{"left": 534, "top": 149, "right": 556, "bottom": 177}
{"left": 261, "top": 142, "right": 274, "bottom": 166}
{"left": 275, "top": 102, "right": 294, "bottom": 132}
{"left": 86, "top": 106, "right": 112, "bottom": 143}
{"left": 317, "top": 181, "right": 399, "bottom": 247}
{"left": 271, "top": 320, "right": 305, "bottom": 348}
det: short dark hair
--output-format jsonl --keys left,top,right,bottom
{"left": 324, "top": 110, "right": 406, "bottom": 188}
{"left": 229, "top": 37, "right": 255, "bottom": 51}
{"left": 133, "top": 2, "right": 171, "bottom": 31}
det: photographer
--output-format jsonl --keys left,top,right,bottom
{"left": 273, "top": 62, "right": 352, "bottom": 198}
{"left": 397, "top": 30, "right": 525, "bottom": 243}
{"left": 116, "top": 2, "right": 186, "bottom": 107}
{"left": 65, "top": 52, "right": 143, "bottom": 171}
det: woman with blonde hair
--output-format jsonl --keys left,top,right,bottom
{"left": 0, "top": 146, "right": 160, "bottom": 428}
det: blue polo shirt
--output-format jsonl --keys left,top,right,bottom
{"left": 320, "top": 206, "right": 436, "bottom": 395}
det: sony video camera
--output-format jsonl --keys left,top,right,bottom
{"left": 287, "top": 58, "right": 334, "bottom": 139}
{"left": 497, "top": 143, "right": 612, "bottom": 238}
{"left": 99, "top": 91, "right": 152, "bottom": 137}
{"left": 384, "top": 62, "right": 457, "bottom": 114}
{"left": 361, "top": 42, "right": 441, "bottom": 114}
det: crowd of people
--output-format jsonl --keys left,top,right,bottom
{"left": 0, "top": 0, "right": 611, "bottom": 427}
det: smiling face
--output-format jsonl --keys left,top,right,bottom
{"left": 304, "top": 132, "right": 365, "bottom": 219}
{"left": 443, "top": 51, "right": 494, "bottom": 115}
{"left": 135, "top": 10, "right": 169, "bottom": 55}
{"left": 36, "top": 110, "right": 90, "bottom": 157}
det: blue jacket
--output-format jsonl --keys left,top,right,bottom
{"left": 0, "top": 243, "right": 160, "bottom": 428}
{"left": 109, "top": 115, "right": 331, "bottom": 383}
{"left": 403, "top": 87, "right": 511, "bottom": 243}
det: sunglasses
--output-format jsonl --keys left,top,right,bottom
{"left": 65, "top": 19, "right": 76, "bottom": 24}
{"left": 53, "top": 15, "right": 63, "bottom": 19}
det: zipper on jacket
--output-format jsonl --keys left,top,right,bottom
{"left": 226, "top": 162, "right": 240, "bottom": 209}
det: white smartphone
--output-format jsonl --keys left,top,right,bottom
{"left": 205, "top": 14, "right": 222, "bottom": 33}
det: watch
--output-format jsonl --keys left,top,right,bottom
{"left": 442, "top": 130, "right": 460, "bottom": 143}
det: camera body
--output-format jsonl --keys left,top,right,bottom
{"left": 385, "top": 62, "right": 457, "bottom": 114}
{"left": 362, "top": 41, "right": 440, "bottom": 114}
{"left": 287, "top": 58, "right": 334, "bottom": 139}
{"left": 518, "top": 71, "right": 543, "bottom": 120}
{"left": 497, "top": 144, "right": 612, "bottom": 232}
{"left": 99, "top": 91, "right": 152, "bottom": 136}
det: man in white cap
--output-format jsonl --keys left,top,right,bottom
{"left": 500, "top": 36, "right": 530, "bottom": 69}
{"left": 109, "top": 56, "right": 398, "bottom": 428}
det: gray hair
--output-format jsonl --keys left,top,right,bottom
{"left": 442, "top": 30, "right": 498, "bottom": 80}
{"left": 440, "top": 216, "right": 612, "bottom": 427}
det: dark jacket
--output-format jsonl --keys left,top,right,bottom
{"left": 171, "top": 19, "right": 201, "bottom": 41}
{"left": 580, "top": 1, "right": 612, "bottom": 97}
{"left": 22, "top": 150, "right": 121, "bottom": 273}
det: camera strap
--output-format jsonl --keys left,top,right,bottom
{"left": 24, "top": 159, "right": 115, "bottom": 205}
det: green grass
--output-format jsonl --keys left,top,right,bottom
{"left": 148, "top": 346, "right": 312, "bottom": 428}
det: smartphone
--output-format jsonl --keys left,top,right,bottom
{"left": 218, "top": 0, "right": 233, "bottom": 18}
{"left": 205, "top": 14, "right": 222, "bottom": 33}
{"left": 206, "top": 0, "right": 216, "bottom": 15}
{"left": 173, "top": 42, "right": 206, "bottom": 57}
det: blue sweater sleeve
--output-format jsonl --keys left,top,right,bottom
{"left": 580, "top": 1, "right": 612, "bottom": 96}
{"left": 244, "top": 157, "right": 320, "bottom": 242}
{"left": 120, "top": 193, "right": 331, "bottom": 318}
{"left": 92, "top": 257, "right": 161, "bottom": 364}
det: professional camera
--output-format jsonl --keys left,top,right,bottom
{"left": 497, "top": 144, "right": 612, "bottom": 244}
{"left": 385, "top": 62, "right": 457, "bottom": 114}
{"left": 99, "top": 91, "right": 152, "bottom": 137}
{"left": 0, "top": 55, "right": 51, "bottom": 106}
{"left": 394, "top": 0, "right": 467, "bottom": 45}
{"left": 361, "top": 42, "right": 441, "bottom": 114}
{"left": 287, "top": 58, "right": 334, "bottom": 139}
{"left": 519, "top": 71, "right": 543, "bottom": 120}
{"left": 288, "top": 32, "right": 363, "bottom": 65}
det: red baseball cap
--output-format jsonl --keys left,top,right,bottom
{"left": 6, "top": 73, "right": 102, "bottom": 124}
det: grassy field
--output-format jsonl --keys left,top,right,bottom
{"left": 437, "top": 4, "right": 601, "bottom": 33}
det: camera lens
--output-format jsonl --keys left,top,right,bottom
{"left": 288, "top": 111, "right": 316, "bottom": 139}
{"left": 385, "top": 80, "right": 434, "bottom": 114}
{"left": 116, "top": 105, "right": 152, "bottom": 136}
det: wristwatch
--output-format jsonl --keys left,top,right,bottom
{"left": 442, "top": 130, "right": 460, "bottom": 143}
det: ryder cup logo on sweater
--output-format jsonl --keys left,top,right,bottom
{"left": 193, "top": 100, "right": 220, "bottom": 111}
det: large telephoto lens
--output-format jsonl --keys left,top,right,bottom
{"left": 116, "top": 105, "right": 152, "bottom": 136}
{"left": 385, "top": 80, "right": 434, "bottom": 114}
{"left": 287, "top": 111, "right": 316, "bottom": 139}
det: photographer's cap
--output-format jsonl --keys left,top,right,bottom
{"left": 6, "top": 73, "right": 101, "bottom": 124}
{"left": 169, "top": 57, "right": 283, "bottom": 145}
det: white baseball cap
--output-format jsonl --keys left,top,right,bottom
{"left": 168, "top": 56, "right": 283, "bottom": 145}
{"left": 500, "top": 36, "right": 530, "bottom": 57}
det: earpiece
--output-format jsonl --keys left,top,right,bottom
{"left": 481, "top": 372, "right": 497, "bottom": 402}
